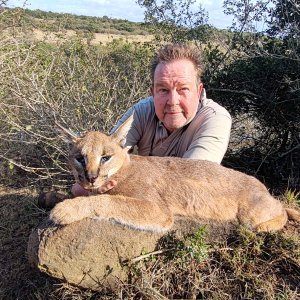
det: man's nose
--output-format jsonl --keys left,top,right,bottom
{"left": 167, "top": 90, "right": 180, "bottom": 105}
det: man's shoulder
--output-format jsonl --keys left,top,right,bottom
{"left": 133, "top": 96, "right": 155, "bottom": 119}
{"left": 134, "top": 96, "right": 154, "bottom": 109}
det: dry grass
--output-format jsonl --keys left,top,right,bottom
{"left": 1, "top": 186, "right": 299, "bottom": 299}
{"left": 31, "top": 29, "right": 155, "bottom": 45}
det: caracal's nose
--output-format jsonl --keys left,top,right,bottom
{"left": 89, "top": 175, "right": 98, "bottom": 184}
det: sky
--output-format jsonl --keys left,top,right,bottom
{"left": 6, "top": 0, "right": 233, "bottom": 29}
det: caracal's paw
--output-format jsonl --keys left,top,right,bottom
{"left": 50, "top": 198, "right": 91, "bottom": 225}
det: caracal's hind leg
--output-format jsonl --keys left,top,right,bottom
{"left": 255, "top": 210, "right": 288, "bottom": 232}
{"left": 240, "top": 192, "right": 288, "bottom": 232}
{"left": 50, "top": 195, "right": 173, "bottom": 232}
{"left": 256, "top": 207, "right": 300, "bottom": 232}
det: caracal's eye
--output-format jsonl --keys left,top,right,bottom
{"left": 101, "top": 155, "right": 112, "bottom": 164}
{"left": 76, "top": 156, "right": 86, "bottom": 166}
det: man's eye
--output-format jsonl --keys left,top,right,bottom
{"left": 76, "top": 156, "right": 85, "bottom": 166}
{"left": 179, "top": 87, "right": 189, "bottom": 92}
{"left": 159, "top": 88, "right": 168, "bottom": 93}
{"left": 101, "top": 155, "right": 112, "bottom": 164}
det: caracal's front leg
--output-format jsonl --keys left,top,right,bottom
{"left": 50, "top": 195, "right": 173, "bottom": 232}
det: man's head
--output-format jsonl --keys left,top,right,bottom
{"left": 150, "top": 43, "right": 204, "bottom": 133}
{"left": 151, "top": 43, "right": 204, "bottom": 84}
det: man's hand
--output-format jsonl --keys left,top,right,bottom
{"left": 97, "top": 180, "right": 117, "bottom": 193}
{"left": 71, "top": 180, "right": 118, "bottom": 197}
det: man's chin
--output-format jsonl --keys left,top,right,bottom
{"left": 164, "top": 121, "right": 189, "bottom": 132}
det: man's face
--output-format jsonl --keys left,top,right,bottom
{"left": 151, "top": 59, "right": 203, "bottom": 133}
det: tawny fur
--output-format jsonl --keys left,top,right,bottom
{"left": 50, "top": 117, "right": 300, "bottom": 232}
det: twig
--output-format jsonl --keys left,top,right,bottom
{"left": 130, "top": 248, "right": 175, "bottom": 263}
{"left": 208, "top": 88, "right": 261, "bottom": 98}
{"left": 278, "top": 144, "right": 300, "bottom": 158}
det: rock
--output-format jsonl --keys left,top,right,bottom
{"left": 28, "top": 218, "right": 164, "bottom": 290}
{"left": 28, "top": 217, "right": 233, "bottom": 290}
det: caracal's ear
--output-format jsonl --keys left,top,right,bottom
{"left": 111, "top": 113, "right": 134, "bottom": 146}
{"left": 55, "top": 121, "right": 80, "bottom": 145}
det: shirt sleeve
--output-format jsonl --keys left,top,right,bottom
{"left": 182, "top": 113, "right": 232, "bottom": 164}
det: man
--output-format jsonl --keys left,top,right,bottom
{"left": 71, "top": 43, "right": 231, "bottom": 196}
{"left": 111, "top": 43, "right": 231, "bottom": 161}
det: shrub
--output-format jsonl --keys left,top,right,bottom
{"left": 0, "top": 16, "right": 153, "bottom": 188}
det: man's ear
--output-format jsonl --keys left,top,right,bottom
{"left": 150, "top": 85, "right": 154, "bottom": 96}
{"left": 55, "top": 122, "right": 79, "bottom": 145}
{"left": 198, "top": 83, "right": 203, "bottom": 98}
{"left": 111, "top": 113, "right": 134, "bottom": 145}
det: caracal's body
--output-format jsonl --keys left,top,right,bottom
{"left": 50, "top": 116, "right": 300, "bottom": 232}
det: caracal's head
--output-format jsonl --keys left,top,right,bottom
{"left": 58, "top": 115, "right": 133, "bottom": 192}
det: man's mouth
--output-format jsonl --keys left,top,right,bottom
{"left": 165, "top": 111, "right": 183, "bottom": 115}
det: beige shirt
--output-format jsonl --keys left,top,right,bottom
{"left": 112, "top": 90, "right": 232, "bottom": 164}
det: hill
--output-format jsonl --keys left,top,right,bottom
{"left": 13, "top": 8, "right": 152, "bottom": 35}
{"left": 0, "top": 7, "right": 155, "bottom": 44}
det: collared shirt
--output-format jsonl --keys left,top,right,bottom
{"left": 111, "top": 90, "right": 232, "bottom": 164}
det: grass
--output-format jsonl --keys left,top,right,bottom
{"left": 284, "top": 189, "right": 300, "bottom": 206}
{"left": 0, "top": 186, "right": 299, "bottom": 299}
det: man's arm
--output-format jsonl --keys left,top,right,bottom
{"left": 183, "top": 113, "right": 232, "bottom": 164}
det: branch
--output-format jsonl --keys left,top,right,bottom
{"left": 128, "top": 248, "right": 175, "bottom": 264}
{"left": 208, "top": 88, "right": 261, "bottom": 98}
{"left": 278, "top": 143, "right": 300, "bottom": 158}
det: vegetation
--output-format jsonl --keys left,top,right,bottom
{"left": 0, "top": 6, "right": 154, "bottom": 189}
{"left": 2, "top": 6, "right": 151, "bottom": 35}
{"left": 0, "top": 0, "right": 299, "bottom": 298}
{"left": 217, "top": 0, "right": 300, "bottom": 191}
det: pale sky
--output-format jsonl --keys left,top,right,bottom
{"left": 7, "top": 0, "right": 233, "bottom": 29}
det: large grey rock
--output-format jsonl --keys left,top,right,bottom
{"left": 28, "top": 218, "right": 165, "bottom": 290}
{"left": 28, "top": 217, "right": 232, "bottom": 290}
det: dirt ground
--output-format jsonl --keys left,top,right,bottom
{"left": 0, "top": 186, "right": 56, "bottom": 299}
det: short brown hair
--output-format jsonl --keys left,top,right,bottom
{"left": 151, "top": 43, "right": 204, "bottom": 84}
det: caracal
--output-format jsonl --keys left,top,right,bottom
{"left": 50, "top": 115, "right": 300, "bottom": 232}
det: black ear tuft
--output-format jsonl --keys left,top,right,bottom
{"left": 55, "top": 122, "right": 79, "bottom": 144}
